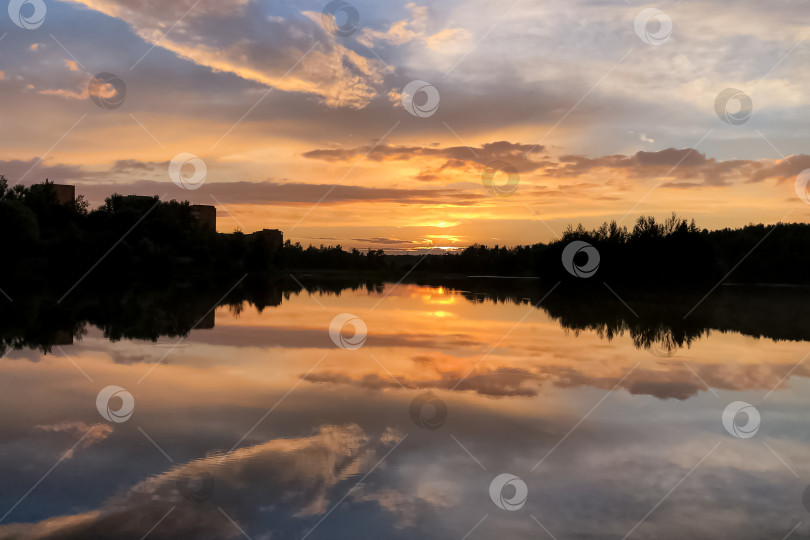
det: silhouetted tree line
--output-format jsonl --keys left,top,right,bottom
{"left": 0, "top": 274, "right": 386, "bottom": 354}
{"left": 0, "top": 179, "right": 388, "bottom": 293}
{"left": 538, "top": 213, "right": 715, "bottom": 285}
{"left": 7, "top": 271, "right": 810, "bottom": 362}
{"left": 3, "top": 179, "right": 810, "bottom": 288}
{"left": 410, "top": 276, "right": 810, "bottom": 361}
{"left": 537, "top": 212, "right": 810, "bottom": 286}
{"left": 280, "top": 242, "right": 386, "bottom": 271}
{"left": 396, "top": 243, "right": 547, "bottom": 276}
{"left": 404, "top": 212, "right": 810, "bottom": 286}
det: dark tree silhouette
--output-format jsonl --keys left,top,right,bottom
{"left": 2, "top": 179, "right": 810, "bottom": 291}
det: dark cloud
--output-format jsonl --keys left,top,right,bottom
{"left": 351, "top": 237, "right": 418, "bottom": 246}
{"left": 0, "top": 155, "right": 485, "bottom": 206}
{"left": 0, "top": 424, "right": 402, "bottom": 540}
{"left": 306, "top": 366, "right": 543, "bottom": 397}
{"left": 303, "top": 141, "right": 548, "bottom": 174}
{"left": 69, "top": 179, "right": 484, "bottom": 207}
{"left": 0, "top": 159, "right": 103, "bottom": 186}
{"left": 301, "top": 143, "right": 810, "bottom": 188}
{"left": 110, "top": 159, "right": 167, "bottom": 173}
{"left": 304, "top": 352, "right": 810, "bottom": 401}
{"left": 190, "top": 325, "right": 482, "bottom": 351}
{"left": 541, "top": 147, "right": 810, "bottom": 188}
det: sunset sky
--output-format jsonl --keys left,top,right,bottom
{"left": 2, "top": 0, "right": 810, "bottom": 251}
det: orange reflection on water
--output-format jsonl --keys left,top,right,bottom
{"left": 3, "top": 284, "right": 810, "bottom": 539}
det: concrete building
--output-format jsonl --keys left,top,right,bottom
{"left": 52, "top": 184, "right": 75, "bottom": 206}
{"left": 196, "top": 309, "right": 215, "bottom": 329}
{"left": 190, "top": 205, "right": 217, "bottom": 232}
{"left": 253, "top": 229, "right": 283, "bottom": 249}
{"left": 32, "top": 183, "right": 75, "bottom": 205}
{"left": 51, "top": 329, "right": 74, "bottom": 346}
{"left": 30, "top": 184, "right": 224, "bottom": 235}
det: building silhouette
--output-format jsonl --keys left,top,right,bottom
{"left": 31, "top": 182, "right": 75, "bottom": 205}
{"left": 253, "top": 228, "right": 283, "bottom": 249}
{"left": 190, "top": 205, "right": 216, "bottom": 232}
{"left": 33, "top": 182, "right": 283, "bottom": 246}
{"left": 51, "top": 184, "right": 75, "bottom": 206}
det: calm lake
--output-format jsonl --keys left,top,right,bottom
{"left": 1, "top": 280, "right": 809, "bottom": 539}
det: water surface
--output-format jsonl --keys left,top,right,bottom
{"left": 1, "top": 282, "right": 808, "bottom": 539}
